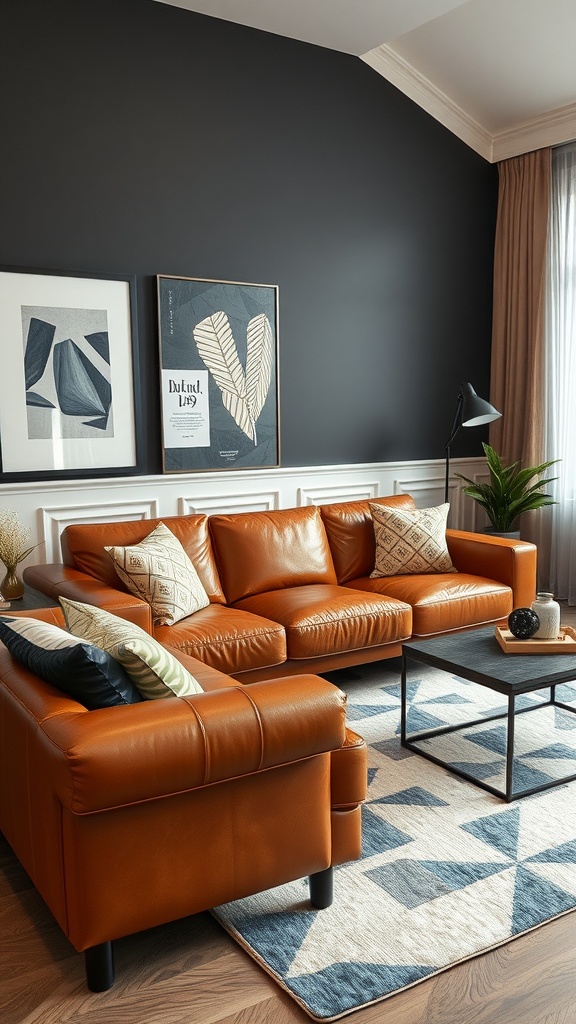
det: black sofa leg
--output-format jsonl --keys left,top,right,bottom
{"left": 309, "top": 866, "right": 334, "bottom": 909}
{"left": 85, "top": 941, "right": 115, "bottom": 991}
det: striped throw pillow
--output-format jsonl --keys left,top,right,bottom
{"left": 60, "top": 597, "right": 203, "bottom": 699}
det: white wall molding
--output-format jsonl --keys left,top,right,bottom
{"left": 397, "top": 472, "right": 447, "bottom": 506}
{"left": 362, "top": 46, "right": 576, "bottom": 163}
{"left": 491, "top": 103, "right": 576, "bottom": 163}
{"left": 361, "top": 45, "right": 493, "bottom": 161}
{"left": 178, "top": 490, "right": 281, "bottom": 516}
{"left": 456, "top": 467, "right": 492, "bottom": 533}
{"left": 298, "top": 480, "right": 380, "bottom": 506}
{"left": 0, "top": 457, "right": 487, "bottom": 564}
{"left": 39, "top": 499, "right": 160, "bottom": 562}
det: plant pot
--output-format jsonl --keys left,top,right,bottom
{"left": 483, "top": 527, "right": 521, "bottom": 540}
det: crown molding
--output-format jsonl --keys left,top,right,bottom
{"left": 362, "top": 44, "right": 493, "bottom": 161}
{"left": 491, "top": 103, "right": 576, "bottom": 162}
{"left": 362, "top": 44, "right": 576, "bottom": 164}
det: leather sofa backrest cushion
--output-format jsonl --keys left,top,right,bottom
{"left": 63, "top": 515, "right": 226, "bottom": 604}
{"left": 320, "top": 494, "right": 417, "bottom": 584}
{"left": 209, "top": 505, "right": 337, "bottom": 604}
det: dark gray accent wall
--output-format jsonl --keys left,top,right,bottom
{"left": 0, "top": 0, "right": 498, "bottom": 478}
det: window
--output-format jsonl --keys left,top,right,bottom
{"left": 544, "top": 142, "right": 576, "bottom": 603}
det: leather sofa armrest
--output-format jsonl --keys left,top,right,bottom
{"left": 23, "top": 563, "right": 152, "bottom": 631}
{"left": 41, "top": 675, "right": 348, "bottom": 814}
{"left": 446, "top": 530, "right": 537, "bottom": 608}
{"left": 330, "top": 728, "right": 367, "bottom": 808}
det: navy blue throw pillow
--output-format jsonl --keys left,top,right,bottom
{"left": 0, "top": 615, "right": 143, "bottom": 710}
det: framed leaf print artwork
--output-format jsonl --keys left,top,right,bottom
{"left": 157, "top": 275, "right": 280, "bottom": 473}
{"left": 0, "top": 266, "right": 139, "bottom": 478}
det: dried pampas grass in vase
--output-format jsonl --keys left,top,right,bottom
{"left": 0, "top": 509, "right": 36, "bottom": 601}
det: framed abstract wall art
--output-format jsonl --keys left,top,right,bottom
{"left": 157, "top": 275, "right": 280, "bottom": 473}
{"left": 0, "top": 267, "right": 139, "bottom": 476}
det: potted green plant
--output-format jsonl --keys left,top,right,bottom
{"left": 457, "top": 443, "right": 559, "bottom": 536}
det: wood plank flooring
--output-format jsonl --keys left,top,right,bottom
{"left": 2, "top": 603, "right": 576, "bottom": 1024}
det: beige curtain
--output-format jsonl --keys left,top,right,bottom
{"left": 489, "top": 149, "right": 552, "bottom": 571}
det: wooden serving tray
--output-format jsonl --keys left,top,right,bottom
{"left": 495, "top": 625, "right": 576, "bottom": 654}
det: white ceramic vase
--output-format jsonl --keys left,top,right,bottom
{"left": 531, "top": 593, "right": 561, "bottom": 639}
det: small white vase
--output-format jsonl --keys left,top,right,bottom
{"left": 531, "top": 593, "right": 561, "bottom": 639}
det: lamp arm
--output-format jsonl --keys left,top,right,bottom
{"left": 444, "top": 392, "right": 464, "bottom": 504}
{"left": 444, "top": 392, "right": 464, "bottom": 451}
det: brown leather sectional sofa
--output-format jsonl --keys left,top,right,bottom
{"left": 1, "top": 493, "right": 536, "bottom": 991}
{"left": 26, "top": 493, "right": 538, "bottom": 682}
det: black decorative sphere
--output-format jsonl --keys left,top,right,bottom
{"left": 508, "top": 607, "right": 540, "bottom": 639}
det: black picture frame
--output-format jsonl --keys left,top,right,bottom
{"left": 157, "top": 275, "right": 280, "bottom": 473}
{"left": 0, "top": 266, "right": 140, "bottom": 480}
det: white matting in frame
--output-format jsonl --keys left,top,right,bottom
{"left": 0, "top": 269, "right": 138, "bottom": 474}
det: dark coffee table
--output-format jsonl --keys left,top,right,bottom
{"left": 401, "top": 626, "right": 576, "bottom": 801}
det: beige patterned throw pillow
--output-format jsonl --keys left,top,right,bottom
{"left": 369, "top": 502, "right": 456, "bottom": 577}
{"left": 60, "top": 597, "right": 204, "bottom": 699}
{"left": 105, "top": 522, "right": 210, "bottom": 625}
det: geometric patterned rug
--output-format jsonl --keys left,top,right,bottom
{"left": 212, "top": 661, "right": 576, "bottom": 1020}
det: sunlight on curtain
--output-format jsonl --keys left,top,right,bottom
{"left": 544, "top": 142, "right": 576, "bottom": 605}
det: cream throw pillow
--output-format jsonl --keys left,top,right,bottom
{"left": 369, "top": 502, "right": 456, "bottom": 577}
{"left": 60, "top": 597, "right": 204, "bottom": 700}
{"left": 105, "top": 522, "right": 210, "bottom": 625}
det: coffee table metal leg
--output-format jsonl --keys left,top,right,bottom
{"left": 400, "top": 651, "right": 407, "bottom": 744}
{"left": 506, "top": 693, "right": 515, "bottom": 801}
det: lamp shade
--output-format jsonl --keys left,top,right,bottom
{"left": 460, "top": 382, "right": 501, "bottom": 428}
{"left": 444, "top": 382, "right": 501, "bottom": 503}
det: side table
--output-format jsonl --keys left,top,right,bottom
{"left": 0, "top": 586, "right": 59, "bottom": 613}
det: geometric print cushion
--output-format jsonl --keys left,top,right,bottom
{"left": 59, "top": 597, "right": 204, "bottom": 700}
{"left": 105, "top": 521, "right": 210, "bottom": 625}
{"left": 369, "top": 502, "right": 456, "bottom": 577}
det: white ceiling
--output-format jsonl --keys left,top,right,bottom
{"left": 154, "top": 0, "right": 576, "bottom": 162}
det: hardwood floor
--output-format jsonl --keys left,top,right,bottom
{"left": 2, "top": 603, "right": 576, "bottom": 1024}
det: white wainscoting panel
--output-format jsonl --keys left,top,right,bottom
{"left": 40, "top": 499, "right": 160, "bottom": 562}
{"left": 299, "top": 481, "right": 380, "bottom": 506}
{"left": 457, "top": 469, "right": 492, "bottom": 533}
{"left": 178, "top": 490, "right": 281, "bottom": 516}
{"left": 394, "top": 473, "right": 446, "bottom": 509}
{"left": 0, "top": 458, "right": 486, "bottom": 570}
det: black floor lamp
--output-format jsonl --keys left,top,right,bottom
{"left": 444, "top": 382, "right": 501, "bottom": 502}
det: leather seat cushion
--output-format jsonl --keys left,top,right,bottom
{"left": 233, "top": 585, "right": 412, "bottom": 659}
{"left": 153, "top": 604, "right": 287, "bottom": 675}
{"left": 345, "top": 574, "right": 512, "bottom": 636}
